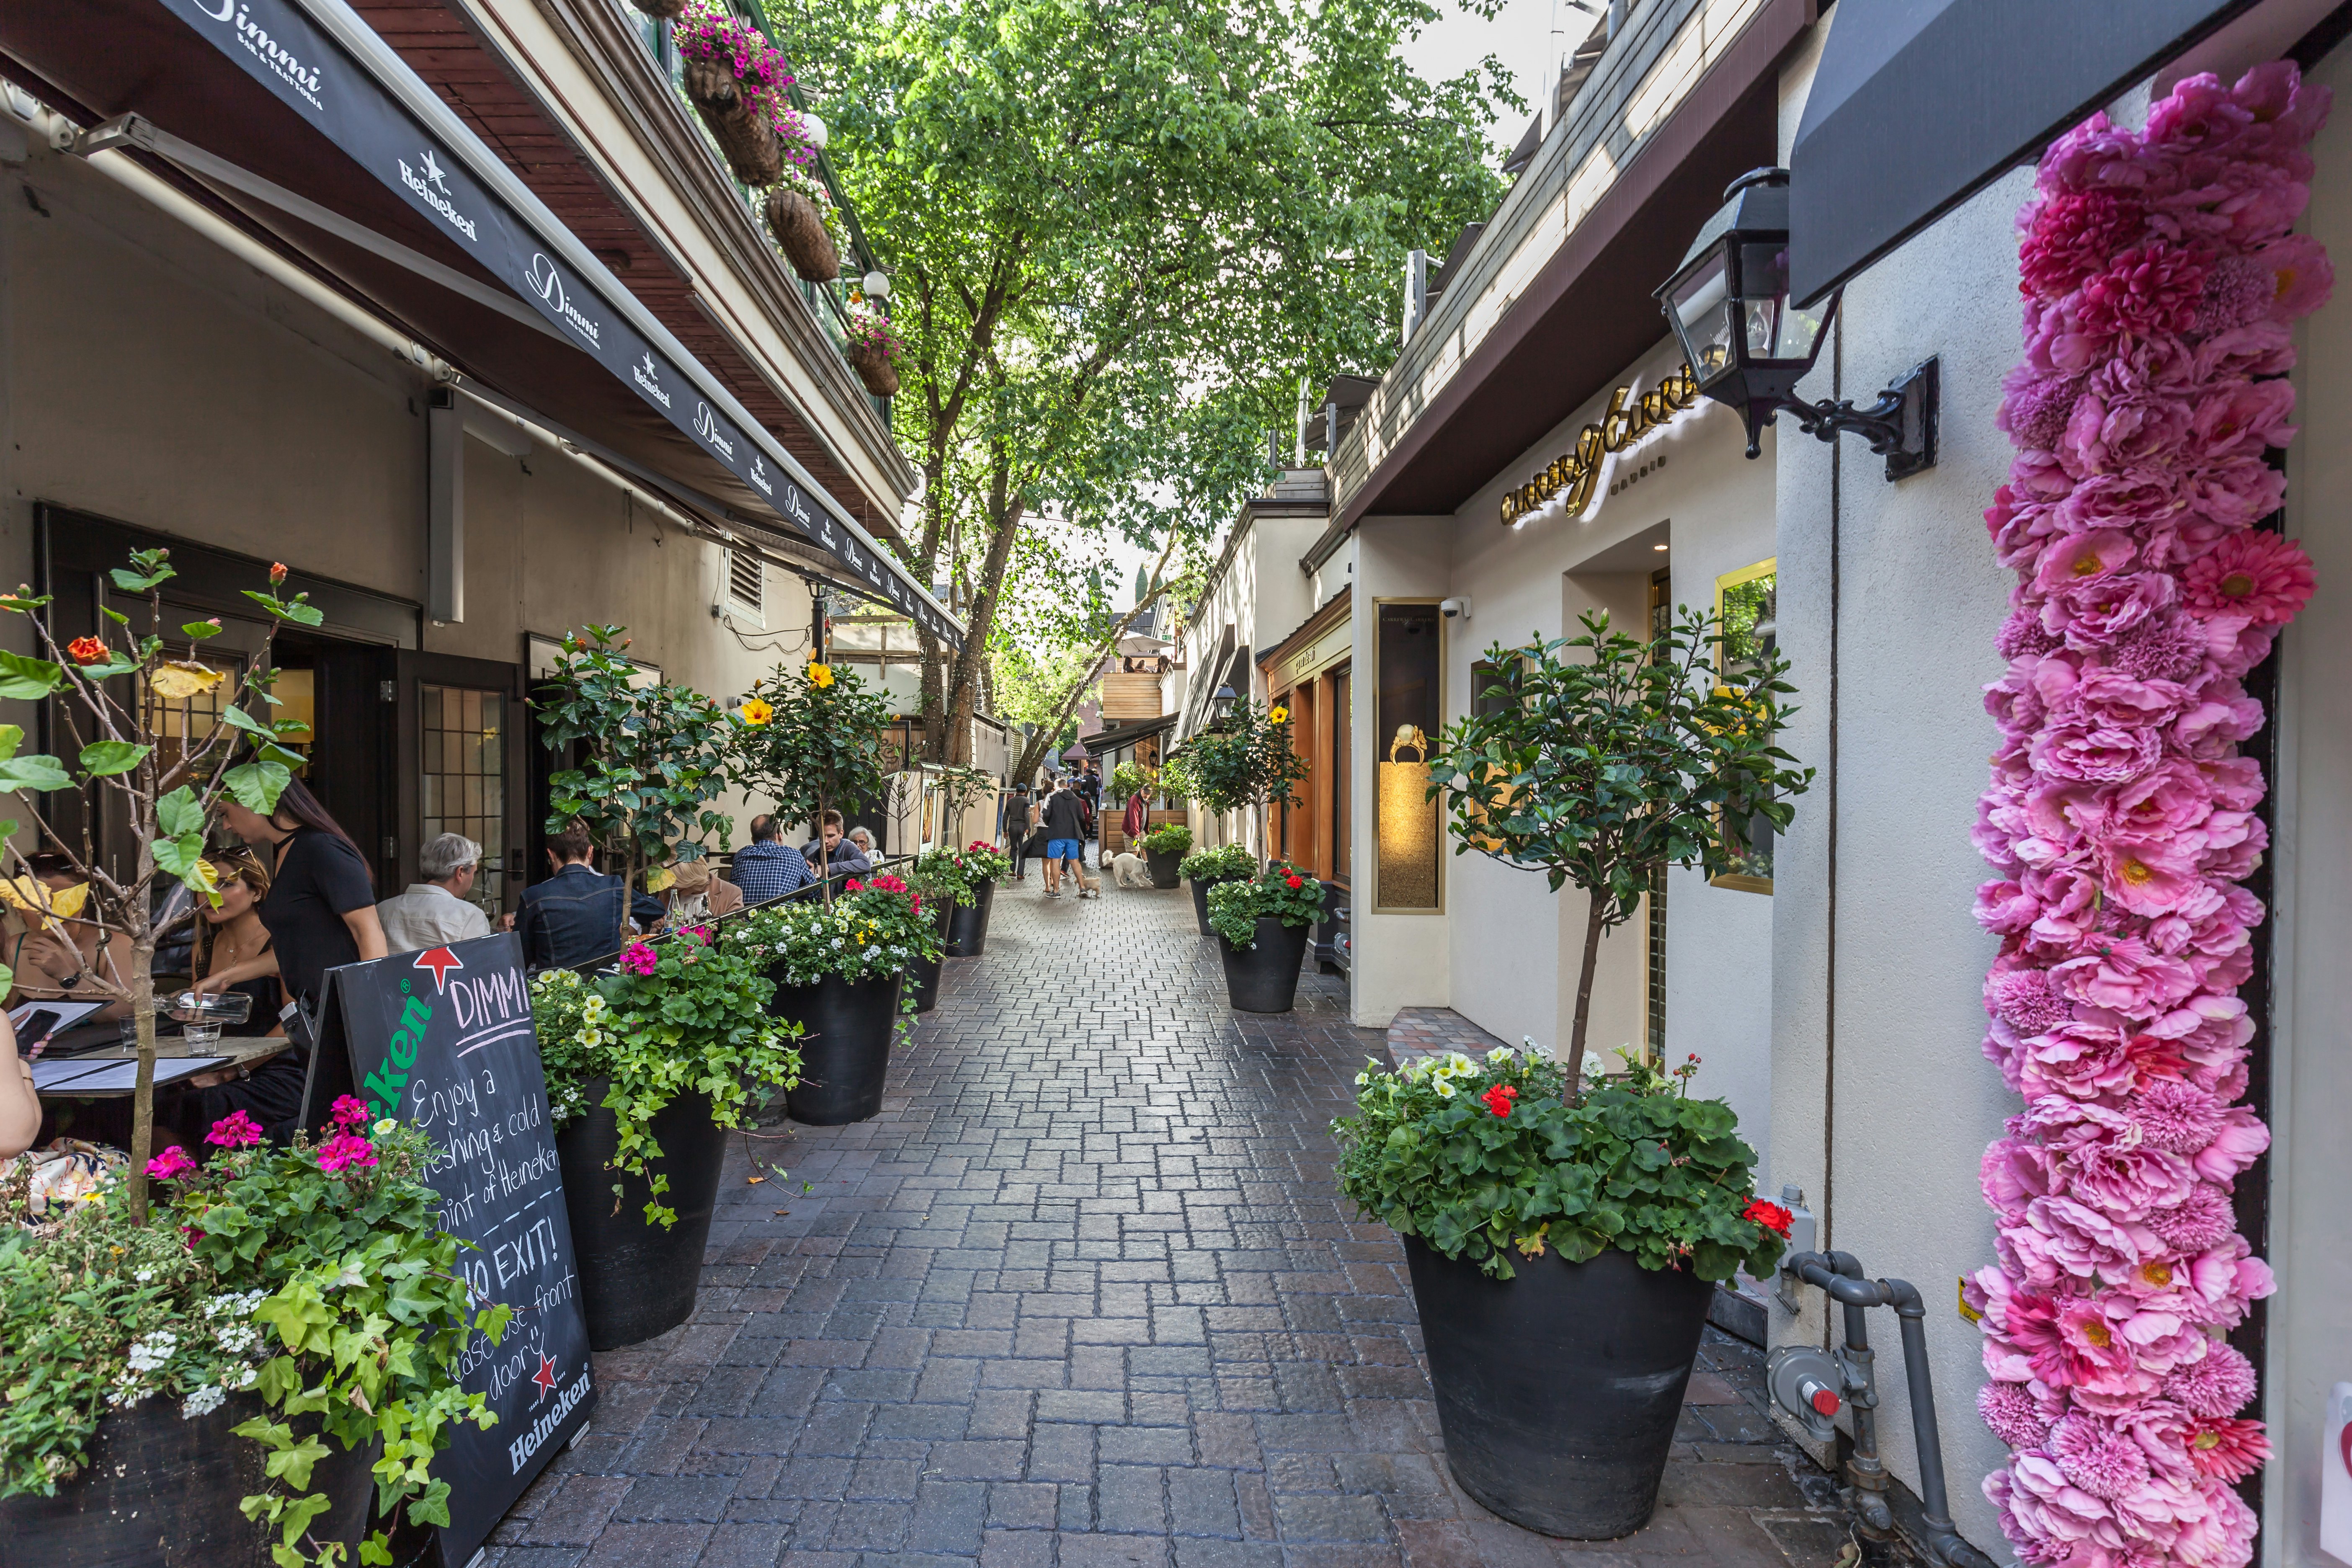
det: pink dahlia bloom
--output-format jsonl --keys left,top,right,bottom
{"left": 2078, "top": 243, "right": 2210, "bottom": 337}
{"left": 1980, "top": 1379, "right": 2056, "bottom": 1449}
{"left": 2165, "top": 1342, "right": 2258, "bottom": 1418}
{"left": 2182, "top": 530, "right": 2315, "bottom": 626}
{"left": 2019, "top": 191, "right": 2151, "bottom": 301}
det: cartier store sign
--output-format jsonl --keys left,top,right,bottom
{"left": 1498, "top": 364, "right": 1700, "bottom": 526}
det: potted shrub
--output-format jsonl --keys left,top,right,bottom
{"left": 1424, "top": 607, "right": 1811, "bottom": 1081}
{"left": 672, "top": 0, "right": 787, "bottom": 186}
{"left": 845, "top": 301, "right": 905, "bottom": 397}
{"left": 531, "top": 930, "right": 801, "bottom": 1349}
{"left": 727, "top": 877, "right": 939, "bottom": 1125}
{"left": 0, "top": 1109, "right": 505, "bottom": 1563}
{"left": 1204, "top": 859, "right": 1326, "bottom": 1012}
{"left": 915, "top": 839, "right": 1008, "bottom": 958}
{"left": 1179, "top": 840, "right": 1254, "bottom": 936}
{"left": 0, "top": 548, "right": 317, "bottom": 1213}
{"left": 1179, "top": 699, "right": 1310, "bottom": 869}
{"left": 1334, "top": 1047, "right": 1790, "bottom": 1537}
{"left": 723, "top": 657, "right": 893, "bottom": 907}
{"left": 764, "top": 162, "right": 843, "bottom": 283}
{"left": 1137, "top": 822, "right": 1191, "bottom": 889}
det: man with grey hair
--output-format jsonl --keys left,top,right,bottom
{"left": 376, "top": 832, "right": 494, "bottom": 953}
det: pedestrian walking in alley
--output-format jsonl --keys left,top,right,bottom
{"left": 1039, "top": 775, "right": 1091, "bottom": 898}
{"left": 1002, "top": 787, "right": 1034, "bottom": 880}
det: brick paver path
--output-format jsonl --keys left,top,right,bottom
{"left": 488, "top": 880, "right": 1880, "bottom": 1568}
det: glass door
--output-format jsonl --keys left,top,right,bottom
{"left": 395, "top": 652, "right": 525, "bottom": 920}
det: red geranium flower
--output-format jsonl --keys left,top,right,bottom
{"left": 1479, "top": 1083, "right": 1518, "bottom": 1118}
{"left": 843, "top": 878, "right": 864, "bottom": 892}
{"left": 67, "top": 636, "right": 107, "bottom": 665}
{"left": 1285, "top": 874, "right": 1304, "bottom": 889}
{"left": 1741, "top": 1198, "right": 1794, "bottom": 1238}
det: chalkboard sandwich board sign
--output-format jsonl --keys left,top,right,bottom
{"left": 314, "top": 932, "right": 595, "bottom": 1566}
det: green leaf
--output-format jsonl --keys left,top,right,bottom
{"left": 102, "top": 606, "right": 130, "bottom": 626}
{"left": 183, "top": 619, "right": 224, "bottom": 640}
{"left": 243, "top": 590, "right": 326, "bottom": 627}
{"left": 152, "top": 830, "right": 211, "bottom": 889}
{"left": 0, "top": 754, "right": 72, "bottom": 794}
{"left": 224, "top": 761, "right": 293, "bottom": 813}
{"left": 0, "top": 651, "right": 61, "bottom": 701}
{"left": 110, "top": 565, "right": 174, "bottom": 593}
{"left": 157, "top": 784, "right": 205, "bottom": 839}
{"left": 79, "top": 740, "right": 149, "bottom": 777}
{"left": 220, "top": 705, "right": 271, "bottom": 738}
{"left": 0, "top": 726, "right": 18, "bottom": 763}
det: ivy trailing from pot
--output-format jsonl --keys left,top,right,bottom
{"left": 1204, "top": 859, "right": 1324, "bottom": 948}
{"left": 1333, "top": 1045, "right": 1787, "bottom": 1282}
{"left": 1424, "top": 608, "right": 1811, "bottom": 1088}
{"left": 529, "top": 928, "right": 802, "bottom": 1228}
{"left": 1, "top": 1107, "right": 509, "bottom": 1565}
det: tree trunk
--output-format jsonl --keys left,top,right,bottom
{"left": 1563, "top": 892, "right": 1607, "bottom": 1097}
{"left": 126, "top": 945, "right": 156, "bottom": 1223}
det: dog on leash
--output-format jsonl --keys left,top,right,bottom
{"left": 1110, "top": 851, "right": 1152, "bottom": 889}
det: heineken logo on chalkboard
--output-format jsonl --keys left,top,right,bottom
{"left": 361, "top": 989, "right": 432, "bottom": 1118}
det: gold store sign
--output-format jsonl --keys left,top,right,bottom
{"left": 1498, "top": 364, "right": 1701, "bottom": 525}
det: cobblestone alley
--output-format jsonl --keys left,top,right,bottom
{"left": 486, "top": 878, "right": 1884, "bottom": 1568}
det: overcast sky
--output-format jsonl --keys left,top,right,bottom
{"left": 1402, "top": 0, "right": 1570, "bottom": 155}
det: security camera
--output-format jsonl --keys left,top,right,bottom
{"left": 1439, "top": 597, "right": 1471, "bottom": 620}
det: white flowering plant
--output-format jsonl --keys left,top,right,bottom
{"left": 1, "top": 1109, "right": 507, "bottom": 1566}
{"left": 529, "top": 929, "right": 802, "bottom": 1228}
{"left": 725, "top": 877, "right": 942, "bottom": 1037}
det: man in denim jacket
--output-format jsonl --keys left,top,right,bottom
{"left": 513, "top": 823, "right": 664, "bottom": 970}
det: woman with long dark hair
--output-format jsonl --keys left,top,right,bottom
{"left": 196, "top": 775, "right": 387, "bottom": 1139}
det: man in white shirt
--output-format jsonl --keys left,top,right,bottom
{"left": 376, "top": 833, "right": 494, "bottom": 953}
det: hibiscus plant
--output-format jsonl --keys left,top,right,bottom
{"left": 1333, "top": 1044, "right": 1790, "bottom": 1282}
{"left": 0, "top": 549, "right": 317, "bottom": 1221}
{"left": 723, "top": 658, "right": 894, "bottom": 905}
{"left": 1424, "top": 607, "right": 1812, "bottom": 1088}
{"left": 1177, "top": 700, "right": 1310, "bottom": 869}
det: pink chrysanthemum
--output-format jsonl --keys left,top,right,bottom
{"left": 2194, "top": 253, "right": 2274, "bottom": 332}
{"left": 2078, "top": 242, "right": 2210, "bottom": 337}
{"left": 1988, "top": 967, "right": 2070, "bottom": 1035}
{"left": 2050, "top": 1413, "right": 2152, "bottom": 1498}
{"left": 1978, "top": 1380, "right": 2055, "bottom": 1449}
{"left": 2136, "top": 1078, "right": 2226, "bottom": 1153}
{"left": 2000, "top": 369, "right": 2087, "bottom": 453}
{"left": 2107, "top": 612, "right": 2211, "bottom": 683}
{"left": 2183, "top": 531, "right": 2316, "bottom": 626}
{"left": 2166, "top": 1342, "right": 2259, "bottom": 1418}
{"left": 1996, "top": 606, "right": 2065, "bottom": 660}
{"left": 2019, "top": 192, "right": 2151, "bottom": 302}
{"left": 2148, "top": 1184, "right": 2238, "bottom": 1253}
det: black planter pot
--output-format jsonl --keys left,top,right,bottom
{"left": 1215, "top": 915, "right": 1312, "bottom": 1012}
{"left": 908, "top": 904, "right": 953, "bottom": 1013}
{"left": 1188, "top": 872, "right": 1242, "bottom": 936}
{"left": 557, "top": 1085, "right": 729, "bottom": 1351}
{"left": 1145, "top": 848, "right": 1183, "bottom": 889}
{"left": 1403, "top": 1238, "right": 1715, "bottom": 1538}
{"left": 0, "top": 1391, "right": 377, "bottom": 1565}
{"left": 946, "top": 878, "right": 995, "bottom": 957}
{"left": 770, "top": 969, "right": 903, "bottom": 1125}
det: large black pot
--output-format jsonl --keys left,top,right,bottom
{"left": 770, "top": 970, "right": 903, "bottom": 1125}
{"left": 557, "top": 1083, "right": 729, "bottom": 1351}
{"left": 1404, "top": 1238, "right": 1715, "bottom": 1538}
{"left": 0, "top": 1391, "right": 377, "bottom": 1565}
{"left": 1188, "top": 872, "right": 1243, "bottom": 936}
{"left": 908, "top": 904, "right": 953, "bottom": 1013}
{"left": 1145, "top": 848, "right": 1183, "bottom": 889}
{"left": 945, "top": 878, "right": 995, "bottom": 957}
{"left": 1215, "top": 915, "right": 1312, "bottom": 1013}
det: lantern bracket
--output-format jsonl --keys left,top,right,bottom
{"left": 1771, "top": 356, "right": 1937, "bottom": 480}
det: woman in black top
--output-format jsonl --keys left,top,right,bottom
{"left": 194, "top": 777, "right": 387, "bottom": 1142}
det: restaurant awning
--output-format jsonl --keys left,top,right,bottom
{"left": 1787, "top": 0, "right": 2262, "bottom": 305}
{"left": 0, "top": 0, "right": 962, "bottom": 647}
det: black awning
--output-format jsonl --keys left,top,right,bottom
{"left": 1787, "top": 0, "right": 2258, "bottom": 304}
{"left": 0, "top": 0, "right": 961, "bottom": 647}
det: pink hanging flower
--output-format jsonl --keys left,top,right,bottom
{"left": 146, "top": 1145, "right": 197, "bottom": 1181}
{"left": 206, "top": 1109, "right": 263, "bottom": 1148}
{"left": 619, "top": 941, "right": 659, "bottom": 977}
{"left": 2019, "top": 191, "right": 2151, "bottom": 301}
{"left": 2077, "top": 242, "right": 2210, "bottom": 337}
{"left": 2182, "top": 531, "right": 2315, "bottom": 626}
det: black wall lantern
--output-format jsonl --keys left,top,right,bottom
{"left": 1656, "top": 167, "right": 1936, "bottom": 480}
{"left": 1209, "top": 683, "right": 1238, "bottom": 730}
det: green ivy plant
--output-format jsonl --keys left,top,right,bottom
{"left": 0, "top": 549, "right": 314, "bottom": 1219}
{"left": 529, "top": 929, "right": 802, "bottom": 1227}
{"left": 533, "top": 625, "right": 734, "bottom": 910}
{"left": 1137, "top": 821, "right": 1193, "bottom": 857}
{"left": 2, "top": 1113, "right": 511, "bottom": 1566}
{"left": 1332, "top": 1046, "right": 1790, "bottom": 1282}
{"left": 1424, "top": 608, "right": 1812, "bottom": 1085}
{"left": 724, "top": 659, "right": 894, "bottom": 904}
{"left": 1178, "top": 841, "right": 1253, "bottom": 884}
{"left": 1175, "top": 700, "right": 1310, "bottom": 867}
{"left": 1204, "top": 859, "right": 1326, "bottom": 948}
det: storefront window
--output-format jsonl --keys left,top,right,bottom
{"left": 422, "top": 684, "right": 506, "bottom": 917}
{"left": 1712, "top": 560, "right": 1777, "bottom": 892}
{"left": 1374, "top": 603, "right": 1440, "bottom": 911}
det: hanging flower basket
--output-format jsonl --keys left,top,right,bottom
{"left": 847, "top": 339, "right": 900, "bottom": 397}
{"left": 683, "top": 57, "right": 782, "bottom": 187}
{"left": 765, "top": 186, "right": 840, "bottom": 283}
{"left": 629, "top": 0, "right": 686, "bottom": 18}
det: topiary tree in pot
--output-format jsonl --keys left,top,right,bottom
{"left": 1178, "top": 700, "right": 1309, "bottom": 870}
{"left": 723, "top": 658, "right": 893, "bottom": 907}
{"left": 1423, "top": 606, "right": 1813, "bottom": 1088}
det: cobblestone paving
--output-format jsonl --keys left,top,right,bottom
{"left": 487, "top": 882, "right": 1877, "bottom": 1568}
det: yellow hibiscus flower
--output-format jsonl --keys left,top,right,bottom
{"left": 1268, "top": 704, "right": 1289, "bottom": 725}
{"left": 808, "top": 662, "right": 835, "bottom": 689}
{"left": 740, "top": 697, "right": 774, "bottom": 725}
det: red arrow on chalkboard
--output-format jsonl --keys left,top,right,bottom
{"left": 412, "top": 946, "right": 466, "bottom": 992}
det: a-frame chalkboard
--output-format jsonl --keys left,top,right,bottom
{"left": 312, "top": 932, "right": 595, "bottom": 1566}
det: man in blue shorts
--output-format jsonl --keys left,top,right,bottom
{"left": 1039, "top": 777, "right": 1091, "bottom": 899}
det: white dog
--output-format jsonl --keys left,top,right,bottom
{"left": 1111, "top": 851, "right": 1152, "bottom": 889}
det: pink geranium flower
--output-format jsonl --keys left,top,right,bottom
{"left": 317, "top": 1133, "right": 378, "bottom": 1175}
{"left": 2182, "top": 530, "right": 2315, "bottom": 626}
{"left": 619, "top": 941, "right": 659, "bottom": 977}
{"left": 146, "top": 1145, "right": 197, "bottom": 1181}
{"left": 330, "top": 1094, "right": 370, "bottom": 1129}
{"left": 206, "top": 1109, "right": 263, "bottom": 1148}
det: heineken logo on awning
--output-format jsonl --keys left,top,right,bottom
{"left": 399, "top": 149, "right": 477, "bottom": 242}
{"left": 632, "top": 353, "right": 671, "bottom": 408}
